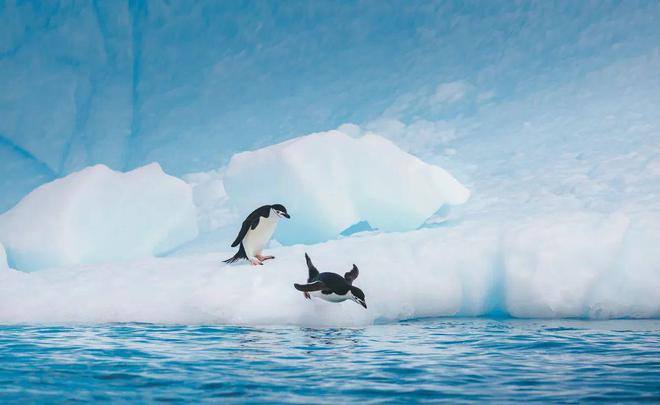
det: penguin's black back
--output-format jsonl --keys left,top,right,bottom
{"left": 230, "top": 205, "right": 272, "bottom": 247}
{"left": 314, "top": 272, "right": 351, "bottom": 295}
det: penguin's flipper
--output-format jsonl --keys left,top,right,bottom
{"left": 249, "top": 216, "right": 261, "bottom": 230}
{"left": 344, "top": 264, "right": 359, "bottom": 284}
{"left": 294, "top": 281, "right": 325, "bottom": 292}
{"left": 304, "top": 253, "right": 320, "bottom": 281}
{"left": 230, "top": 220, "right": 251, "bottom": 247}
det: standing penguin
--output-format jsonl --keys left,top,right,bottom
{"left": 224, "top": 204, "right": 290, "bottom": 265}
{"left": 294, "top": 253, "right": 367, "bottom": 309}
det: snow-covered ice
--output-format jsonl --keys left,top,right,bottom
{"left": 0, "top": 163, "right": 198, "bottom": 272}
{"left": 0, "top": 210, "right": 657, "bottom": 325}
{"left": 224, "top": 130, "right": 469, "bottom": 244}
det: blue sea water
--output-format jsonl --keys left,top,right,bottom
{"left": 1, "top": 319, "right": 659, "bottom": 402}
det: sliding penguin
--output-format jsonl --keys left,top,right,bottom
{"left": 224, "top": 204, "right": 290, "bottom": 265}
{"left": 294, "top": 253, "right": 367, "bottom": 309}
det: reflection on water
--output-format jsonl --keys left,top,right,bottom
{"left": 1, "top": 319, "right": 659, "bottom": 402}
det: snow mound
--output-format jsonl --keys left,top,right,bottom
{"left": 1, "top": 211, "right": 656, "bottom": 325}
{"left": 0, "top": 163, "right": 198, "bottom": 272}
{"left": 224, "top": 131, "right": 469, "bottom": 244}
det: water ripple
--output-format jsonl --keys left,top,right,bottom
{"left": 0, "top": 319, "right": 659, "bottom": 402}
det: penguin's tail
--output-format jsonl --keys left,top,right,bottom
{"left": 223, "top": 244, "right": 248, "bottom": 264}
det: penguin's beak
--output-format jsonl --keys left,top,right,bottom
{"left": 282, "top": 212, "right": 290, "bottom": 219}
{"left": 357, "top": 299, "right": 367, "bottom": 309}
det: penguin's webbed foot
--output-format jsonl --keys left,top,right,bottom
{"left": 256, "top": 254, "right": 275, "bottom": 262}
{"left": 249, "top": 258, "right": 263, "bottom": 266}
{"left": 304, "top": 292, "right": 311, "bottom": 300}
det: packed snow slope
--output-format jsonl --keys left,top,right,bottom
{"left": 0, "top": 164, "right": 198, "bottom": 272}
{"left": 224, "top": 131, "right": 469, "bottom": 244}
{"left": 1, "top": 211, "right": 658, "bottom": 325}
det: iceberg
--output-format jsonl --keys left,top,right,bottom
{"left": 223, "top": 130, "right": 470, "bottom": 244}
{"left": 0, "top": 2, "right": 658, "bottom": 325}
{"left": 0, "top": 163, "right": 198, "bottom": 272}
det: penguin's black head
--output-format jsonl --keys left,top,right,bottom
{"left": 349, "top": 286, "right": 367, "bottom": 309}
{"left": 271, "top": 204, "right": 290, "bottom": 219}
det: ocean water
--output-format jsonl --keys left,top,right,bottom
{"left": 1, "top": 319, "right": 659, "bottom": 402}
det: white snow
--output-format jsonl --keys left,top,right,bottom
{"left": 0, "top": 163, "right": 198, "bottom": 272}
{"left": 0, "top": 210, "right": 657, "bottom": 325}
{"left": 224, "top": 130, "right": 469, "bottom": 244}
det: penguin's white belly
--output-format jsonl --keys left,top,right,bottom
{"left": 243, "top": 216, "right": 278, "bottom": 257}
{"left": 310, "top": 291, "right": 350, "bottom": 303}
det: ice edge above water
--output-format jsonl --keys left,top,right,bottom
{"left": 1, "top": 210, "right": 658, "bottom": 325}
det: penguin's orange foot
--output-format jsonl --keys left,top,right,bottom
{"left": 304, "top": 292, "right": 311, "bottom": 299}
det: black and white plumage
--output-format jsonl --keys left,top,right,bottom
{"left": 223, "top": 204, "right": 290, "bottom": 265}
{"left": 294, "top": 253, "right": 367, "bottom": 309}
